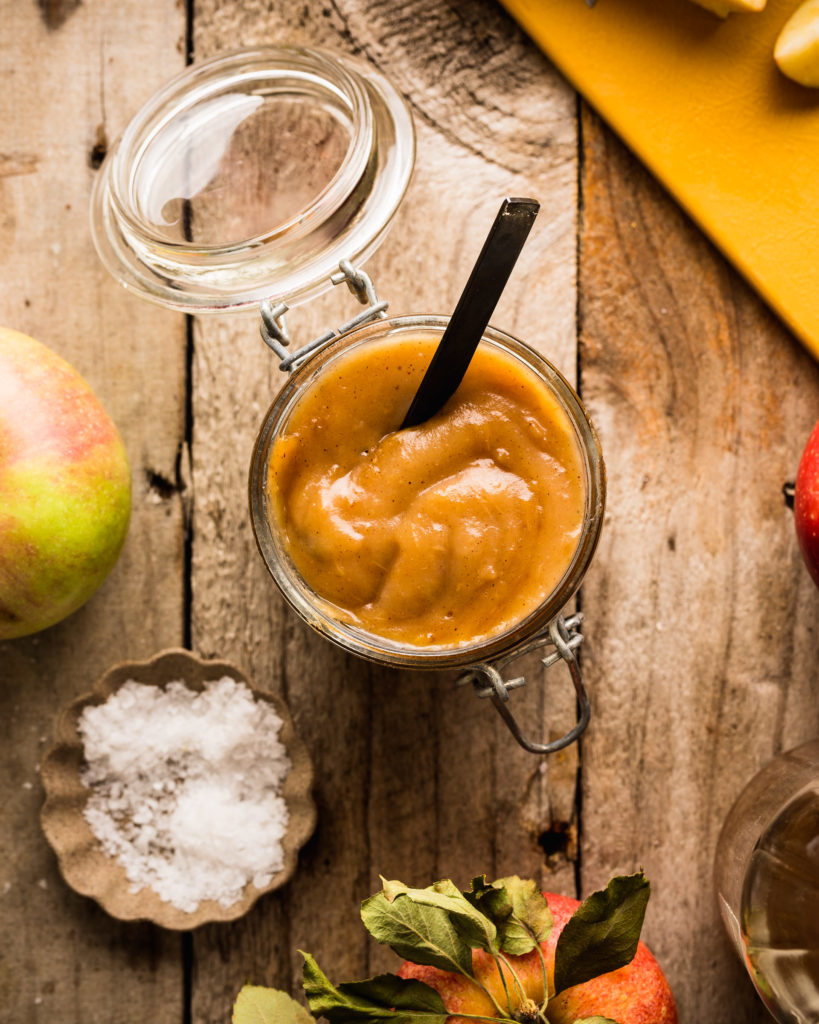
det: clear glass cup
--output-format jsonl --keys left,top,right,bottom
{"left": 714, "top": 739, "right": 819, "bottom": 1023}
{"left": 249, "top": 314, "right": 606, "bottom": 671}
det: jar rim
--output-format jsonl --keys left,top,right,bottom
{"left": 249, "top": 314, "right": 606, "bottom": 670}
{"left": 91, "top": 46, "right": 415, "bottom": 313}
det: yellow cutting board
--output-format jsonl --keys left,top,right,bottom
{"left": 499, "top": 0, "right": 819, "bottom": 360}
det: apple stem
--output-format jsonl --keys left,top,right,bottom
{"left": 495, "top": 952, "right": 528, "bottom": 1008}
{"left": 493, "top": 955, "right": 515, "bottom": 1016}
{"left": 533, "top": 942, "right": 551, "bottom": 1015}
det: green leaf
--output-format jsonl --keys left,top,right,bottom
{"left": 495, "top": 876, "right": 553, "bottom": 954}
{"left": 465, "top": 876, "right": 552, "bottom": 956}
{"left": 361, "top": 890, "right": 474, "bottom": 975}
{"left": 232, "top": 985, "right": 314, "bottom": 1024}
{"left": 553, "top": 873, "right": 650, "bottom": 997}
{"left": 380, "top": 878, "right": 498, "bottom": 953}
{"left": 342, "top": 976, "right": 448, "bottom": 1014}
{"left": 464, "top": 877, "right": 511, "bottom": 919}
{"left": 301, "top": 953, "right": 451, "bottom": 1024}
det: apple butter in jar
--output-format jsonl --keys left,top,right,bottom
{"left": 249, "top": 315, "right": 605, "bottom": 672}
{"left": 90, "top": 45, "right": 605, "bottom": 752}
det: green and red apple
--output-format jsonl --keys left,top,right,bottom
{"left": 398, "top": 890, "right": 677, "bottom": 1024}
{"left": 233, "top": 872, "right": 677, "bottom": 1024}
{"left": 794, "top": 419, "right": 819, "bottom": 589}
{"left": 0, "top": 326, "right": 131, "bottom": 639}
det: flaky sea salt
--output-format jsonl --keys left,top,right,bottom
{"left": 78, "top": 676, "right": 291, "bottom": 913}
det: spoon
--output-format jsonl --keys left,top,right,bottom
{"left": 400, "top": 196, "right": 540, "bottom": 430}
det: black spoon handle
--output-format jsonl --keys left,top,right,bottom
{"left": 400, "top": 197, "right": 540, "bottom": 430}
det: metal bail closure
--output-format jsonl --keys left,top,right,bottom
{"left": 456, "top": 613, "right": 590, "bottom": 755}
{"left": 259, "top": 260, "right": 389, "bottom": 372}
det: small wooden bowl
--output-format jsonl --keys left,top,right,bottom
{"left": 40, "top": 648, "right": 316, "bottom": 930}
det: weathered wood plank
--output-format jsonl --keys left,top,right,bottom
{"left": 8, "top": 3, "right": 814, "bottom": 1021}
{"left": 188, "top": 2, "right": 579, "bottom": 1020}
{"left": 0, "top": 1, "right": 187, "bottom": 1020}
{"left": 579, "top": 104, "right": 819, "bottom": 1023}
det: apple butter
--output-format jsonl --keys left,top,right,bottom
{"left": 266, "top": 333, "right": 586, "bottom": 650}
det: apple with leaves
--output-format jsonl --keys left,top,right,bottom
{"left": 397, "top": 887, "right": 676, "bottom": 1024}
{"left": 794, "top": 419, "right": 819, "bottom": 590}
{"left": 232, "top": 872, "right": 677, "bottom": 1024}
{"left": 0, "top": 326, "right": 131, "bottom": 639}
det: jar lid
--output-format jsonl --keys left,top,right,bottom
{"left": 91, "top": 47, "right": 415, "bottom": 314}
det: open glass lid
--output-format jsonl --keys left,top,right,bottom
{"left": 91, "top": 46, "right": 415, "bottom": 313}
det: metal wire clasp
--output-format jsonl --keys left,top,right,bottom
{"left": 259, "top": 260, "right": 389, "bottom": 372}
{"left": 456, "top": 613, "right": 590, "bottom": 755}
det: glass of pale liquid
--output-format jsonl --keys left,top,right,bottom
{"left": 714, "top": 739, "right": 819, "bottom": 1023}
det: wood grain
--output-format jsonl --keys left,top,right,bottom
{"left": 578, "top": 103, "right": 819, "bottom": 1022}
{"left": 3, "top": 1, "right": 819, "bottom": 1022}
{"left": 0, "top": 1, "right": 187, "bottom": 1021}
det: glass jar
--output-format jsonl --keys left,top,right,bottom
{"left": 249, "top": 313, "right": 605, "bottom": 671}
{"left": 714, "top": 740, "right": 819, "bottom": 1023}
{"left": 91, "top": 44, "right": 605, "bottom": 753}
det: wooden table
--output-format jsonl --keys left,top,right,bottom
{"left": 2, "top": 2, "right": 819, "bottom": 1022}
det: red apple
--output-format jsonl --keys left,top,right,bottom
{"left": 794, "top": 419, "right": 819, "bottom": 589}
{"left": 0, "top": 326, "right": 131, "bottom": 639}
{"left": 398, "top": 890, "right": 677, "bottom": 1024}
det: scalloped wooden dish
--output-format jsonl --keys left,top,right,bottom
{"left": 40, "top": 648, "right": 316, "bottom": 930}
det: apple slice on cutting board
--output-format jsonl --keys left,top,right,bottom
{"left": 775, "top": 0, "right": 819, "bottom": 85}
{"left": 689, "top": 0, "right": 766, "bottom": 16}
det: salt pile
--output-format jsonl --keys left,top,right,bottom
{"left": 78, "top": 676, "right": 291, "bottom": 913}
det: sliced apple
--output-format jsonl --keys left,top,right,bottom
{"left": 775, "top": 0, "right": 819, "bottom": 86}
{"left": 689, "top": 0, "right": 766, "bottom": 16}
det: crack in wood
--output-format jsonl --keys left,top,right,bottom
{"left": 538, "top": 819, "right": 577, "bottom": 864}
{"left": 145, "top": 467, "right": 184, "bottom": 500}
{"left": 88, "top": 124, "right": 108, "bottom": 170}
